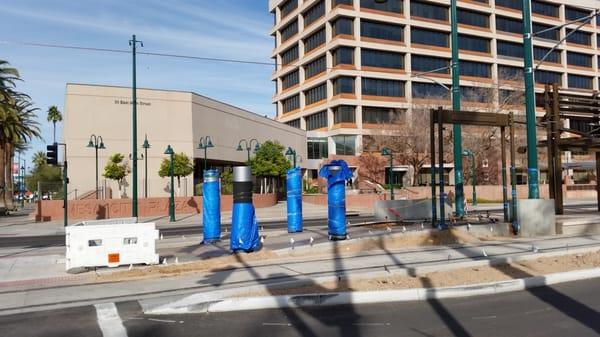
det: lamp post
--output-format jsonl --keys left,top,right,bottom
{"left": 462, "top": 149, "right": 477, "bottom": 206}
{"left": 142, "top": 135, "right": 151, "bottom": 198}
{"left": 87, "top": 135, "right": 106, "bottom": 199}
{"left": 20, "top": 162, "right": 25, "bottom": 207}
{"left": 381, "top": 147, "right": 395, "bottom": 201}
{"left": 237, "top": 139, "right": 260, "bottom": 162}
{"left": 129, "top": 34, "right": 143, "bottom": 218}
{"left": 164, "top": 145, "right": 175, "bottom": 222}
{"left": 197, "top": 136, "right": 215, "bottom": 171}
{"left": 285, "top": 147, "right": 301, "bottom": 168}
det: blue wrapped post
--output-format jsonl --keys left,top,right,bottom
{"left": 319, "top": 160, "right": 353, "bottom": 240}
{"left": 286, "top": 167, "right": 303, "bottom": 233}
{"left": 202, "top": 169, "right": 221, "bottom": 244}
{"left": 230, "top": 166, "right": 260, "bottom": 252}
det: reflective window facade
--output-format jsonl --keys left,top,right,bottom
{"left": 281, "top": 20, "right": 298, "bottom": 42}
{"left": 411, "top": 55, "right": 450, "bottom": 74}
{"left": 281, "top": 45, "right": 299, "bottom": 65}
{"left": 333, "top": 17, "right": 354, "bottom": 36}
{"left": 411, "top": 28, "right": 448, "bottom": 47}
{"left": 532, "top": 1, "right": 559, "bottom": 17}
{"left": 305, "top": 83, "right": 327, "bottom": 105}
{"left": 411, "top": 1, "right": 448, "bottom": 21}
{"left": 566, "top": 29, "right": 591, "bottom": 46}
{"left": 360, "top": 0, "right": 403, "bottom": 13}
{"left": 333, "top": 135, "right": 356, "bottom": 155}
{"left": 568, "top": 74, "right": 593, "bottom": 89}
{"left": 282, "top": 70, "right": 299, "bottom": 89}
{"left": 459, "top": 35, "right": 490, "bottom": 53}
{"left": 333, "top": 77, "right": 355, "bottom": 95}
{"left": 362, "top": 78, "right": 405, "bottom": 97}
{"left": 361, "top": 20, "right": 403, "bottom": 41}
{"left": 333, "top": 105, "right": 356, "bottom": 123}
{"left": 460, "top": 61, "right": 491, "bottom": 78}
{"left": 496, "top": 16, "right": 522, "bottom": 34}
{"left": 497, "top": 40, "right": 523, "bottom": 58}
{"left": 362, "top": 107, "right": 404, "bottom": 123}
{"left": 305, "top": 110, "right": 328, "bottom": 130}
{"left": 304, "top": 0, "right": 325, "bottom": 27}
{"left": 282, "top": 94, "right": 300, "bottom": 113}
{"left": 307, "top": 138, "right": 328, "bottom": 159}
{"left": 457, "top": 9, "right": 489, "bottom": 28}
{"left": 333, "top": 47, "right": 354, "bottom": 66}
{"left": 412, "top": 82, "right": 449, "bottom": 99}
{"left": 304, "top": 28, "right": 326, "bottom": 53}
{"left": 304, "top": 56, "right": 326, "bottom": 78}
{"left": 361, "top": 49, "right": 404, "bottom": 69}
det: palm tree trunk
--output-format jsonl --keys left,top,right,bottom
{"left": 0, "top": 142, "right": 5, "bottom": 209}
{"left": 7, "top": 145, "right": 13, "bottom": 208}
{"left": 53, "top": 121, "right": 56, "bottom": 143}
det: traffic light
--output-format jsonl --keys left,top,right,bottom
{"left": 46, "top": 143, "right": 58, "bottom": 165}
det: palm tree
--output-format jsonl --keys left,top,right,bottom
{"left": 0, "top": 60, "right": 19, "bottom": 105}
{"left": 32, "top": 151, "right": 47, "bottom": 169}
{"left": 47, "top": 106, "right": 62, "bottom": 144}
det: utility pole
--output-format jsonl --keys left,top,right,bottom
{"left": 129, "top": 35, "right": 143, "bottom": 218}
{"left": 451, "top": 0, "right": 465, "bottom": 216}
{"left": 522, "top": 0, "right": 539, "bottom": 199}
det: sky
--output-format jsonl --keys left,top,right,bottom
{"left": 0, "top": 0, "right": 276, "bottom": 167}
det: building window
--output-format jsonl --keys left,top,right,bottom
{"left": 495, "top": 0, "right": 521, "bottom": 10}
{"left": 461, "top": 86, "right": 489, "bottom": 103}
{"left": 411, "top": 55, "right": 450, "bottom": 74}
{"left": 566, "top": 29, "right": 591, "bottom": 46}
{"left": 282, "top": 94, "right": 300, "bottom": 113}
{"left": 280, "top": 0, "right": 298, "bottom": 18}
{"left": 457, "top": 9, "right": 489, "bottom": 28}
{"left": 498, "top": 65, "right": 523, "bottom": 80}
{"left": 535, "top": 70, "right": 562, "bottom": 85}
{"left": 281, "top": 20, "right": 299, "bottom": 42}
{"left": 305, "top": 83, "right": 327, "bottom": 105}
{"left": 333, "top": 135, "right": 356, "bottom": 155}
{"left": 496, "top": 16, "right": 522, "bottom": 34}
{"left": 333, "top": 17, "right": 354, "bottom": 36}
{"left": 533, "top": 23, "right": 558, "bottom": 41}
{"left": 333, "top": 77, "right": 355, "bottom": 95}
{"left": 304, "top": 0, "right": 325, "bottom": 27}
{"left": 361, "top": 20, "right": 403, "bottom": 42}
{"left": 362, "top": 78, "right": 405, "bottom": 97}
{"left": 304, "top": 28, "right": 326, "bottom": 53}
{"left": 568, "top": 74, "right": 593, "bottom": 89}
{"left": 307, "top": 138, "right": 328, "bottom": 159}
{"left": 460, "top": 61, "right": 491, "bottom": 78}
{"left": 499, "top": 89, "right": 525, "bottom": 105}
{"left": 362, "top": 106, "right": 404, "bottom": 124}
{"left": 532, "top": 1, "right": 558, "bottom": 17}
{"left": 458, "top": 35, "right": 490, "bottom": 53}
{"left": 410, "top": 28, "right": 448, "bottom": 47}
{"left": 534, "top": 46, "right": 560, "bottom": 64}
{"left": 304, "top": 55, "right": 326, "bottom": 78}
{"left": 361, "top": 49, "right": 404, "bottom": 69}
{"left": 305, "top": 110, "right": 328, "bottom": 130}
{"left": 333, "top": 47, "right": 354, "bottom": 66}
{"left": 333, "top": 105, "right": 356, "bottom": 123}
{"left": 410, "top": 1, "right": 448, "bottom": 22}
{"left": 281, "top": 70, "right": 299, "bottom": 89}
{"left": 285, "top": 118, "right": 301, "bottom": 128}
{"left": 565, "top": 7, "right": 590, "bottom": 21}
{"left": 497, "top": 40, "right": 523, "bottom": 58}
{"left": 412, "top": 82, "right": 449, "bottom": 99}
{"left": 360, "top": 0, "right": 403, "bottom": 14}
{"left": 333, "top": 0, "right": 353, "bottom": 7}
{"left": 281, "top": 45, "right": 299, "bottom": 65}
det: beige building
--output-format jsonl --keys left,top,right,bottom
{"left": 269, "top": 0, "right": 600, "bottom": 185}
{"left": 63, "top": 83, "right": 306, "bottom": 199}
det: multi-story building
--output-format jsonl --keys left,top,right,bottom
{"left": 269, "top": 0, "right": 600, "bottom": 187}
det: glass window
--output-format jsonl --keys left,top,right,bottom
{"left": 362, "top": 107, "right": 404, "bottom": 123}
{"left": 304, "top": 28, "right": 326, "bottom": 53}
{"left": 535, "top": 70, "right": 562, "bottom": 85}
{"left": 281, "top": 20, "right": 299, "bottom": 42}
{"left": 534, "top": 46, "right": 560, "bottom": 63}
{"left": 497, "top": 40, "right": 523, "bottom": 58}
{"left": 304, "top": 0, "right": 325, "bottom": 27}
{"left": 572, "top": 53, "right": 597, "bottom": 67}
{"left": 411, "top": 55, "right": 450, "bottom": 74}
{"left": 282, "top": 94, "right": 300, "bottom": 113}
{"left": 565, "top": 7, "right": 590, "bottom": 21}
{"left": 568, "top": 74, "right": 593, "bottom": 89}
{"left": 411, "top": 28, "right": 448, "bottom": 47}
{"left": 496, "top": 16, "right": 522, "bottom": 34}
{"left": 460, "top": 61, "right": 491, "bottom": 78}
{"left": 412, "top": 82, "right": 449, "bottom": 99}
{"left": 305, "top": 83, "right": 327, "bottom": 105}
{"left": 360, "top": 0, "right": 403, "bottom": 13}
{"left": 498, "top": 65, "right": 523, "bottom": 80}
{"left": 333, "top": 135, "right": 356, "bottom": 155}
{"left": 333, "top": 17, "right": 354, "bottom": 36}
{"left": 532, "top": 1, "right": 558, "bottom": 17}
{"left": 333, "top": 47, "right": 354, "bottom": 66}
{"left": 533, "top": 23, "right": 558, "bottom": 41}
{"left": 362, "top": 78, "right": 405, "bottom": 97}
{"left": 305, "top": 110, "right": 328, "bottom": 130}
{"left": 304, "top": 55, "right": 326, "bottom": 78}
{"left": 333, "top": 77, "right": 355, "bottom": 95}
{"left": 457, "top": 9, "right": 489, "bottom": 28}
{"left": 285, "top": 118, "right": 301, "bottom": 128}
{"left": 460, "top": 86, "right": 489, "bottom": 103}
{"left": 495, "top": 0, "right": 521, "bottom": 10}
{"left": 566, "top": 29, "right": 591, "bottom": 46}
{"left": 458, "top": 35, "right": 490, "bottom": 53}
{"left": 333, "top": 0, "right": 353, "bottom": 7}
{"left": 307, "top": 138, "right": 328, "bottom": 159}
{"left": 280, "top": 0, "right": 298, "bottom": 18}
{"left": 411, "top": 1, "right": 448, "bottom": 21}
{"left": 333, "top": 105, "right": 356, "bottom": 123}
{"left": 361, "top": 20, "right": 403, "bottom": 41}
{"left": 361, "top": 49, "right": 404, "bottom": 69}
{"left": 499, "top": 89, "right": 525, "bottom": 105}
{"left": 281, "top": 45, "right": 299, "bottom": 65}
{"left": 282, "top": 70, "right": 299, "bottom": 89}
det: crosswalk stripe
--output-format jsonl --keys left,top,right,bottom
{"left": 94, "top": 303, "right": 128, "bottom": 337}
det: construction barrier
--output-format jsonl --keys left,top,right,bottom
{"left": 286, "top": 167, "right": 303, "bottom": 233}
{"left": 319, "top": 160, "right": 353, "bottom": 240}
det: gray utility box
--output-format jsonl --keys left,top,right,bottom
{"left": 375, "top": 199, "right": 453, "bottom": 221}
{"left": 517, "top": 199, "right": 556, "bottom": 237}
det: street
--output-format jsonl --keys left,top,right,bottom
{"left": 0, "top": 278, "right": 598, "bottom": 337}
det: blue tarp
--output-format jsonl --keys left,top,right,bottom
{"left": 286, "top": 167, "right": 303, "bottom": 233}
{"left": 230, "top": 203, "right": 260, "bottom": 252}
{"left": 319, "top": 160, "right": 353, "bottom": 238}
{"left": 202, "top": 170, "right": 221, "bottom": 243}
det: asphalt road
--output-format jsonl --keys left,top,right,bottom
{"left": 0, "top": 278, "right": 598, "bottom": 337}
{"left": 0, "top": 215, "right": 375, "bottom": 248}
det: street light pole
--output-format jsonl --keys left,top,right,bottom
{"left": 87, "top": 135, "right": 106, "bottom": 199}
{"left": 142, "top": 135, "right": 151, "bottom": 198}
{"left": 198, "top": 136, "right": 215, "bottom": 171}
{"left": 130, "top": 34, "right": 143, "bottom": 218}
{"left": 20, "top": 161, "right": 25, "bottom": 207}
{"left": 237, "top": 139, "right": 260, "bottom": 162}
{"left": 462, "top": 150, "right": 476, "bottom": 206}
{"left": 381, "top": 147, "right": 395, "bottom": 201}
{"left": 450, "top": 0, "right": 465, "bottom": 216}
{"left": 164, "top": 145, "right": 175, "bottom": 222}
{"left": 285, "top": 147, "right": 298, "bottom": 168}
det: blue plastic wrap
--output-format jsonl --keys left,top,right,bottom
{"left": 319, "top": 160, "right": 353, "bottom": 239}
{"left": 230, "top": 203, "right": 260, "bottom": 252}
{"left": 202, "top": 170, "right": 221, "bottom": 243}
{"left": 286, "top": 167, "right": 303, "bottom": 233}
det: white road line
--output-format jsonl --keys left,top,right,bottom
{"left": 147, "top": 318, "right": 177, "bottom": 323}
{"left": 352, "top": 323, "right": 392, "bottom": 326}
{"left": 262, "top": 322, "right": 292, "bottom": 326}
{"left": 95, "top": 303, "right": 128, "bottom": 337}
{"left": 471, "top": 315, "right": 497, "bottom": 320}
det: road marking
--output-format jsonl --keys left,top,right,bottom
{"left": 525, "top": 307, "right": 552, "bottom": 315}
{"left": 95, "top": 303, "right": 128, "bottom": 337}
{"left": 147, "top": 318, "right": 177, "bottom": 323}
{"left": 352, "top": 323, "right": 392, "bottom": 326}
{"left": 262, "top": 322, "right": 292, "bottom": 327}
{"left": 471, "top": 315, "right": 497, "bottom": 320}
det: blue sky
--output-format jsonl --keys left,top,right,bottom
{"left": 0, "top": 0, "right": 275, "bottom": 166}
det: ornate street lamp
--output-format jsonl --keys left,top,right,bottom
{"left": 236, "top": 139, "right": 260, "bottom": 162}
{"left": 198, "top": 136, "right": 215, "bottom": 171}
{"left": 87, "top": 134, "right": 106, "bottom": 199}
{"left": 381, "top": 147, "right": 395, "bottom": 200}
{"left": 164, "top": 145, "right": 175, "bottom": 222}
{"left": 462, "top": 149, "right": 477, "bottom": 206}
{"left": 142, "top": 135, "right": 151, "bottom": 198}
